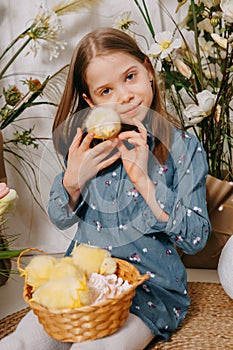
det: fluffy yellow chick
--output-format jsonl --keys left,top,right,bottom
{"left": 72, "top": 244, "right": 117, "bottom": 276}
{"left": 22, "top": 255, "right": 57, "bottom": 291}
{"left": 99, "top": 256, "right": 117, "bottom": 275}
{"left": 85, "top": 106, "right": 121, "bottom": 139}
{"left": 32, "top": 276, "right": 90, "bottom": 309}
{"left": 49, "top": 257, "right": 83, "bottom": 280}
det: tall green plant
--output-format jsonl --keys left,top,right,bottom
{"left": 128, "top": 0, "right": 233, "bottom": 179}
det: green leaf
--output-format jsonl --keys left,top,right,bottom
{"left": 0, "top": 249, "right": 26, "bottom": 259}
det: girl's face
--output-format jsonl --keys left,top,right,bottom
{"left": 82, "top": 52, "right": 154, "bottom": 123}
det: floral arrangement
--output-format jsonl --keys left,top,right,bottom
{"left": 0, "top": 0, "right": 99, "bottom": 206}
{"left": 1, "top": 0, "right": 99, "bottom": 129}
{"left": 117, "top": 0, "right": 233, "bottom": 180}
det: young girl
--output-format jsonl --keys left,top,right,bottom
{"left": 1, "top": 27, "right": 210, "bottom": 350}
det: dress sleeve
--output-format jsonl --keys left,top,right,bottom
{"left": 131, "top": 129, "right": 211, "bottom": 255}
{"left": 47, "top": 172, "right": 88, "bottom": 230}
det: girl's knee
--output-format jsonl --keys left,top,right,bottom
{"left": 0, "top": 310, "right": 71, "bottom": 350}
{"left": 69, "top": 314, "right": 154, "bottom": 350}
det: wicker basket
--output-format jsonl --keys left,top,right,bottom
{"left": 17, "top": 248, "right": 148, "bottom": 342}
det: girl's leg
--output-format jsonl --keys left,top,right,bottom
{"left": 70, "top": 313, "right": 155, "bottom": 350}
{"left": 0, "top": 310, "right": 71, "bottom": 350}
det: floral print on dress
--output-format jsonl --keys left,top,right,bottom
{"left": 158, "top": 199, "right": 165, "bottom": 209}
{"left": 119, "top": 224, "right": 127, "bottom": 231}
{"left": 193, "top": 237, "right": 201, "bottom": 245}
{"left": 127, "top": 188, "right": 139, "bottom": 199}
{"left": 159, "top": 165, "right": 168, "bottom": 174}
{"left": 143, "top": 284, "right": 151, "bottom": 292}
{"left": 104, "top": 245, "right": 113, "bottom": 252}
{"left": 181, "top": 131, "right": 192, "bottom": 140}
{"left": 90, "top": 203, "right": 96, "bottom": 210}
{"left": 166, "top": 249, "right": 172, "bottom": 255}
{"left": 193, "top": 206, "right": 202, "bottom": 213}
{"left": 175, "top": 236, "right": 183, "bottom": 242}
{"left": 146, "top": 271, "right": 155, "bottom": 278}
{"left": 105, "top": 180, "right": 112, "bottom": 186}
{"left": 173, "top": 307, "right": 181, "bottom": 319}
{"left": 147, "top": 301, "right": 156, "bottom": 309}
{"left": 93, "top": 220, "right": 102, "bottom": 232}
{"left": 178, "top": 154, "right": 185, "bottom": 164}
{"left": 129, "top": 252, "right": 141, "bottom": 262}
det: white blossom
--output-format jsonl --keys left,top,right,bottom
{"left": 196, "top": 90, "right": 216, "bottom": 114}
{"left": 198, "top": 36, "right": 215, "bottom": 57}
{"left": 203, "top": 63, "right": 223, "bottom": 81}
{"left": 183, "top": 105, "right": 207, "bottom": 126}
{"left": 180, "top": 29, "right": 196, "bottom": 53}
{"left": 197, "top": 18, "right": 213, "bottom": 33}
{"left": 211, "top": 33, "right": 228, "bottom": 49}
{"left": 183, "top": 90, "right": 216, "bottom": 126}
{"left": 174, "top": 58, "right": 192, "bottom": 79}
{"left": 30, "top": 4, "right": 67, "bottom": 60}
{"left": 148, "top": 31, "right": 182, "bottom": 59}
{"left": 220, "top": 0, "right": 233, "bottom": 23}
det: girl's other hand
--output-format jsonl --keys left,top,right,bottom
{"left": 117, "top": 120, "right": 149, "bottom": 188}
{"left": 117, "top": 120, "right": 168, "bottom": 221}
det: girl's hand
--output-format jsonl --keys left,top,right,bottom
{"left": 117, "top": 120, "right": 149, "bottom": 188}
{"left": 63, "top": 128, "right": 120, "bottom": 207}
{"left": 118, "top": 120, "right": 169, "bottom": 222}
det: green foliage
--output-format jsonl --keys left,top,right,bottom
{"left": 129, "top": 0, "right": 233, "bottom": 179}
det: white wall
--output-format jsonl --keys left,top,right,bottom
{"left": 0, "top": 0, "right": 185, "bottom": 253}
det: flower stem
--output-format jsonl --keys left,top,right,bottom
{"left": 0, "top": 37, "right": 32, "bottom": 80}
{"left": 129, "top": 30, "right": 150, "bottom": 49}
{"left": 0, "top": 27, "right": 31, "bottom": 62}
{"left": 133, "top": 0, "right": 155, "bottom": 38}
{"left": 190, "top": 0, "right": 204, "bottom": 90}
{"left": 142, "top": 0, "right": 155, "bottom": 38}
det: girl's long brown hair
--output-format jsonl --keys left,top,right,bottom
{"left": 52, "top": 27, "right": 182, "bottom": 163}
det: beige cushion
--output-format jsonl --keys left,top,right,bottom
{"left": 180, "top": 175, "right": 233, "bottom": 269}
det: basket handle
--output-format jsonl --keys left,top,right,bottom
{"left": 17, "top": 247, "right": 46, "bottom": 275}
{"left": 134, "top": 273, "right": 149, "bottom": 288}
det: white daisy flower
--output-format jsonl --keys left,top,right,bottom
{"left": 148, "top": 31, "right": 182, "bottom": 59}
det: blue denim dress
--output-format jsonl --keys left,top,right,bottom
{"left": 47, "top": 127, "right": 210, "bottom": 341}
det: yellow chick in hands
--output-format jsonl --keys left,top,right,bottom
{"left": 85, "top": 106, "right": 121, "bottom": 139}
{"left": 22, "top": 255, "right": 57, "bottom": 291}
{"left": 72, "top": 244, "right": 117, "bottom": 276}
{"left": 32, "top": 276, "right": 90, "bottom": 309}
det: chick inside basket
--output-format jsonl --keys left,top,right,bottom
{"left": 20, "top": 244, "right": 132, "bottom": 309}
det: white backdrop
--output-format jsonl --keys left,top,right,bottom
{"left": 0, "top": 0, "right": 185, "bottom": 253}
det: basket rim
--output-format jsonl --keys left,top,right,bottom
{"left": 23, "top": 257, "right": 149, "bottom": 314}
